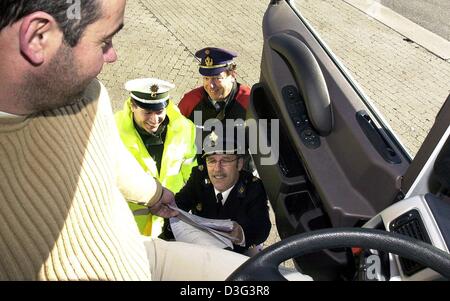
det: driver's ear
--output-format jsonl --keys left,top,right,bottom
{"left": 19, "top": 12, "right": 63, "bottom": 65}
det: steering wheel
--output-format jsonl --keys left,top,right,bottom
{"left": 226, "top": 228, "right": 450, "bottom": 280}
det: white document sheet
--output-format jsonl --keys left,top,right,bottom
{"left": 169, "top": 205, "right": 235, "bottom": 249}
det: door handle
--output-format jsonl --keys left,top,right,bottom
{"left": 269, "top": 33, "right": 333, "bottom": 136}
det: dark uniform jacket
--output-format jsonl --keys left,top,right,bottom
{"left": 175, "top": 165, "right": 271, "bottom": 254}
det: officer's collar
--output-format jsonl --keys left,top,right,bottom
{"left": 214, "top": 185, "right": 235, "bottom": 204}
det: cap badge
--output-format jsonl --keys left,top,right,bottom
{"left": 196, "top": 203, "right": 203, "bottom": 212}
{"left": 209, "top": 131, "right": 218, "bottom": 147}
{"left": 205, "top": 56, "right": 213, "bottom": 67}
{"left": 205, "top": 49, "right": 210, "bottom": 55}
{"left": 150, "top": 84, "right": 159, "bottom": 98}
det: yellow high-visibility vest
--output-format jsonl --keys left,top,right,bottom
{"left": 115, "top": 99, "right": 197, "bottom": 237}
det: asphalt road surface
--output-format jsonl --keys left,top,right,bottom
{"left": 380, "top": 0, "right": 450, "bottom": 40}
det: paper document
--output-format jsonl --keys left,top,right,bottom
{"left": 169, "top": 205, "right": 235, "bottom": 249}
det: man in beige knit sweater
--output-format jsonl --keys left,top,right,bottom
{"left": 0, "top": 0, "right": 252, "bottom": 281}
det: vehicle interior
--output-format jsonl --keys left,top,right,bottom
{"left": 228, "top": 0, "right": 450, "bottom": 281}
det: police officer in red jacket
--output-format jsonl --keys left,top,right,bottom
{"left": 178, "top": 47, "right": 251, "bottom": 163}
{"left": 179, "top": 48, "right": 250, "bottom": 127}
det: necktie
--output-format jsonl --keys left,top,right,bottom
{"left": 216, "top": 193, "right": 223, "bottom": 212}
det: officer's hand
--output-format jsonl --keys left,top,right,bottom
{"left": 229, "top": 222, "right": 245, "bottom": 246}
{"left": 149, "top": 187, "right": 179, "bottom": 218}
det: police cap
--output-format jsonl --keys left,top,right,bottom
{"left": 202, "top": 128, "right": 246, "bottom": 157}
{"left": 195, "top": 47, "right": 238, "bottom": 76}
{"left": 125, "top": 78, "right": 175, "bottom": 111}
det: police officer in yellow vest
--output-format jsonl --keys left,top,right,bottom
{"left": 115, "top": 78, "right": 197, "bottom": 237}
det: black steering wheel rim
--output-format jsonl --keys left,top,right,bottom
{"left": 226, "top": 228, "right": 450, "bottom": 281}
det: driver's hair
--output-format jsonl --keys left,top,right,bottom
{"left": 0, "top": 0, "right": 102, "bottom": 47}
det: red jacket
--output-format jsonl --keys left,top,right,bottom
{"left": 178, "top": 84, "right": 250, "bottom": 123}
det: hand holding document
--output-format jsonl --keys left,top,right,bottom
{"left": 168, "top": 205, "right": 236, "bottom": 249}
